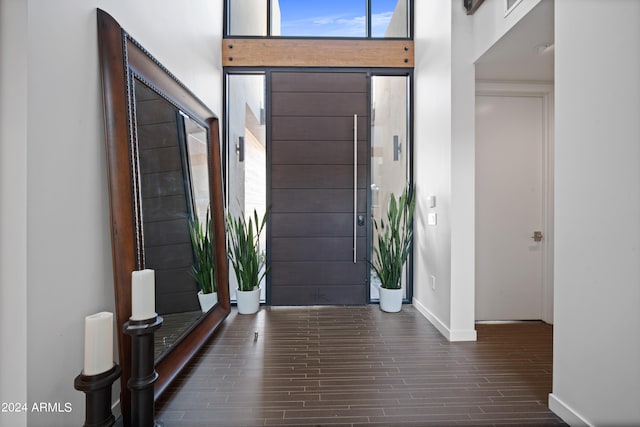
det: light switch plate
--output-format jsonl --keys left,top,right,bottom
{"left": 427, "top": 213, "right": 437, "bottom": 225}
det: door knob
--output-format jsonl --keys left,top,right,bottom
{"left": 531, "top": 231, "right": 543, "bottom": 242}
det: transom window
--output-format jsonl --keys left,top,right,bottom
{"left": 226, "top": 0, "right": 412, "bottom": 38}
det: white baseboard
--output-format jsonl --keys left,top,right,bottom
{"left": 412, "top": 298, "right": 477, "bottom": 342}
{"left": 549, "top": 393, "right": 593, "bottom": 427}
{"left": 449, "top": 327, "right": 477, "bottom": 341}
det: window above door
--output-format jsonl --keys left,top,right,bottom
{"left": 225, "top": 0, "right": 412, "bottom": 39}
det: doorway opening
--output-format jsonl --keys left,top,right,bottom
{"left": 475, "top": 83, "right": 554, "bottom": 323}
{"left": 225, "top": 70, "right": 412, "bottom": 306}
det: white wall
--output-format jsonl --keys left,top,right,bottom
{"left": 471, "top": 0, "right": 543, "bottom": 62}
{"left": 550, "top": 0, "right": 640, "bottom": 425}
{"left": 449, "top": 1, "right": 476, "bottom": 340}
{"left": 385, "top": 0, "right": 408, "bottom": 38}
{"left": 413, "top": 0, "right": 476, "bottom": 341}
{"left": 0, "top": 1, "right": 223, "bottom": 426}
{"left": 229, "top": 0, "right": 267, "bottom": 36}
{"left": 0, "top": 1, "right": 28, "bottom": 426}
{"left": 413, "top": 0, "right": 453, "bottom": 335}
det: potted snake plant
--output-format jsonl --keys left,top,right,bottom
{"left": 371, "top": 184, "right": 415, "bottom": 312}
{"left": 226, "top": 208, "right": 269, "bottom": 314}
{"left": 189, "top": 209, "right": 217, "bottom": 313}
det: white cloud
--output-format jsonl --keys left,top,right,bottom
{"left": 281, "top": 13, "right": 364, "bottom": 37}
{"left": 371, "top": 11, "right": 393, "bottom": 37}
{"left": 280, "top": 10, "right": 395, "bottom": 37}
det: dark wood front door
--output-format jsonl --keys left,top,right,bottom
{"left": 269, "top": 72, "right": 368, "bottom": 305}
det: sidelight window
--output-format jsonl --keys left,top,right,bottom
{"left": 370, "top": 74, "right": 412, "bottom": 301}
{"left": 225, "top": 73, "right": 267, "bottom": 302}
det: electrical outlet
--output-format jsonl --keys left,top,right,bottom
{"left": 430, "top": 275, "right": 436, "bottom": 291}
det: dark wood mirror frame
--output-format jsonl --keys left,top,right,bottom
{"left": 97, "top": 9, "right": 230, "bottom": 422}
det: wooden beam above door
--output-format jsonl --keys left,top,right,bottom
{"left": 222, "top": 39, "right": 414, "bottom": 68}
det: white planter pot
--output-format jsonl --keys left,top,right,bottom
{"left": 197, "top": 290, "right": 218, "bottom": 313}
{"left": 378, "top": 286, "right": 403, "bottom": 313}
{"left": 236, "top": 287, "right": 260, "bottom": 314}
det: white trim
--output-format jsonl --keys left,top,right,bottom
{"left": 505, "top": 0, "right": 524, "bottom": 17}
{"left": 413, "top": 298, "right": 449, "bottom": 338}
{"left": 450, "top": 328, "right": 478, "bottom": 342}
{"left": 476, "top": 80, "right": 553, "bottom": 95}
{"left": 541, "top": 89, "right": 555, "bottom": 324}
{"left": 413, "top": 299, "right": 477, "bottom": 342}
{"left": 475, "top": 80, "right": 555, "bottom": 324}
{"left": 549, "top": 394, "right": 594, "bottom": 427}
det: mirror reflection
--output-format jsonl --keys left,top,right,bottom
{"left": 133, "top": 79, "right": 215, "bottom": 360}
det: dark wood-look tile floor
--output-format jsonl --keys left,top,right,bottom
{"left": 155, "top": 306, "right": 567, "bottom": 426}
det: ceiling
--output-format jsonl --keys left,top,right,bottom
{"left": 475, "top": 0, "right": 554, "bottom": 82}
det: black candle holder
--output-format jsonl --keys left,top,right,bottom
{"left": 123, "top": 315, "right": 163, "bottom": 427}
{"left": 74, "top": 364, "right": 121, "bottom": 427}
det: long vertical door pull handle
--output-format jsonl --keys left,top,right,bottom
{"left": 353, "top": 114, "right": 358, "bottom": 264}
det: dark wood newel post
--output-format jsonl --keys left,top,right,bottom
{"left": 74, "top": 364, "right": 122, "bottom": 427}
{"left": 123, "top": 316, "right": 163, "bottom": 427}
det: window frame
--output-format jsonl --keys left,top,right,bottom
{"left": 224, "top": 0, "right": 414, "bottom": 40}
{"left": 504, "top": 0, "right": 524, "bottom": 17}
{"left": 223, "top": 67, "right": 414, "bottom": 304}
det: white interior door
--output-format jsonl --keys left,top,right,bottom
{"left": 476, "top": 94, "right": 545, "bottom": 321}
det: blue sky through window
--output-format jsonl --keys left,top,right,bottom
{"left": 277, "top": 0, "right": 400, "bottom": 37}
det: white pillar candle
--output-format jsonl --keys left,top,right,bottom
{"left": 130, "top": 269, "right": 156, "bottom": 321}
{"left": 83, "top": 312, "right": 114, "bottom": 376}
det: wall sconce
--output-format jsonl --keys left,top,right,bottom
{"left": 393, "top": 135, "right": 401, "bottom": 161}
{"left": 236, "top": 136, "right": 245, "bottom": 162}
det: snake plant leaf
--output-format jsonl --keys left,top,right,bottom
{"left": 370, "top": 184, "right": 415, "bottom": 290}
{"left": 189, "top": 208, "right": 216, "bottom": 294}
{"left": 226, "top": 207, "right": 270, "bottom": 292}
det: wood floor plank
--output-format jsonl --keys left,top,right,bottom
{"left": 155, "top": 306, "right": 566, "bottom": 426}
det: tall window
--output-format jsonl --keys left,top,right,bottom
{"left": 370, "top": 75, "right": 411, "bottom": 300}
{"left": 225, "top": 73, "right": 267, "bottom": 302}
{"left": 226, "top": 0, "right": 411, "bottom": 38}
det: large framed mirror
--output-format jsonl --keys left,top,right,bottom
{"left": 97, "top": 9, "right": 230, "bottom": 422}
